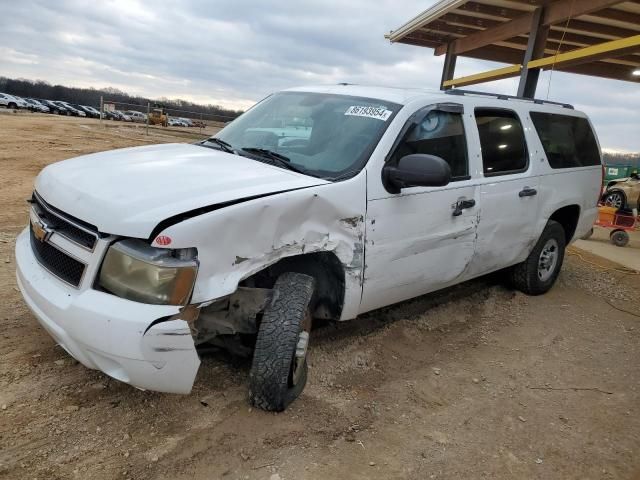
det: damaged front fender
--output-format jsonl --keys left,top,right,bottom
{"left": 156, "top": 174, "right": 368, "bottom": 320}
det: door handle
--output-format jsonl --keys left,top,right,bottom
{"left": 452, "top": 198, "right": 476, "bottom": 217}
{"left": 519, "top": 187, "right": 537, "bottom": 197}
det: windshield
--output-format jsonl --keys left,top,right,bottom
{"left": 213, "top": 91, "right": 401, "bottom": 180}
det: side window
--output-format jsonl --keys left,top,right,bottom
{"left": 475, "top": 108, "right": 528, "bottom": 176}
{"left": 529, "top": 112, "right": 600, "bottom": 168}
{"left": 390, "top": 110, "right": 469, "bottom": 180}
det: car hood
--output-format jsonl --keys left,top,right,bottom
{"left": 608, "top": 177, "right": 630, "bottom": 184}
{"left": 35, "top": 143, "right": 329, "bottom": 238}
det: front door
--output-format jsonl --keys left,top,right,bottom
{"left": 360, "top": 104, "right": 479, "bottom": 314}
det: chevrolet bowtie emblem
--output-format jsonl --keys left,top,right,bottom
{"left": 31, "top": 218, "right": 51, "bottom": 243}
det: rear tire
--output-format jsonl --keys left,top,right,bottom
{"left": 510, "top": 220, "right": 566, "bottom": 295}
{"left": 249, "top": 272, "right": 315, "bottom": 412}
{"left": 8, "top": 102, "right": 17, "bottom": 109}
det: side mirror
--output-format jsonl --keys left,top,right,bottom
{"left": 383, "top": 154, "right": 451, "bottom": 193}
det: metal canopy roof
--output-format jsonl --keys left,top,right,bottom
{"left": 387, "top": 0, "right": 640, "bottom": 84}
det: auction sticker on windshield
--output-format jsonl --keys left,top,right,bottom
{"left": 344, "top": 105, "right": 392, "bottom": 121}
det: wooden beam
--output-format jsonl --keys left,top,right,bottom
{"left": 501, "top": 35, "right": 640, "bottom": 63}
{"left": 435, "top": 13, "right": 532, "bottom": 56}
{"left": 455, "top": 2, "right": 530, "bottom": 21}
{"left": 587, "top": 7, "right": 640, "bottom": 26}
{"left": 518, "top": 7, "right": 549, "bottom": 98}
{"left": 441, "top": 11, "right": 639, "bottom": 45}
{"left": 442, "top": 65, "right": 522, "bottom": 88}
{"left": 551, "top": 19, "right": 639, "bottom": 39}
{"left": 462, "top": 44, "right": 528, "bottom": 64}
{"left": 440, "top": 44, "right": 458, "bottom": 90}
{"left": 561, "top": 61, "right": 640, "bottom": 82}
{"left": 438, "top": 12, "right": 504, "bottom": 30}
{"left": 442, "top": 35, "right": 640, "bottom": 88}
{"left": 435, "top": 0, "right": 624, "bottom": 56}
{"left": 527, "top": 34, "right": 640, "bottom": 69}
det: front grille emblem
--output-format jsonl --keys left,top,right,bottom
{"left": 31, "top": 217, "right": 52, "bottom": 243}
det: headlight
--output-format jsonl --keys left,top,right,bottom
{"left": 99, "top": 239, "right": 198, "bottom": 305}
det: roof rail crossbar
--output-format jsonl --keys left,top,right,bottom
{"left": 444, "top": 89, "right": 574, "bottom": 109}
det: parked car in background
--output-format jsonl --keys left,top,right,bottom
{"left": 168, "top": 117, "right": 188, "bottom": 127}
{"left": 83, "top": 105, "right": 102, "bottom": 118}
{"left": 602, "top": 172, "right": 640, "bottom": 210}
{"left": 54, "top": 101, "right": 86, "bottom": 117}
{"left": 23, "top": 98, "right": 50, "bottom": 113}
{"left": 38, "top": 99, "right": 67, "bottom": 115}
{"left": 73, "top": 105, "right": 100, "bottom": 119}
{"left": 179, "top": 117, "right": 194, "bottom": 127}
{"left": 102, "top": 110, "right": 119, "bottom": 120}
{"left": 16, "top": 85, "right": 602, "bottom": 412}
{"left": 114, "top": 110, "right": 132, "bottom": 122}
{"left": 125, "top": 110, "right": 147, "bottom": 123}
{"left": 0, "top": 93, "right": 28, "bottom": 109}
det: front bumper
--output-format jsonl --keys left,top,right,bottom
{"left": 15, "top": 228, "right": 200, "bottom": 394}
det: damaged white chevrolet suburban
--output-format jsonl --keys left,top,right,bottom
{"left": 16, "top": 85, "right": 602, "bottom": 411}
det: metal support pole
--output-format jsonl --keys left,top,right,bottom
{"left": 146, "top": 102, "right": 150, "bottom": 136}
{"left": 100, "top": 96, "right": 104, "bottom": 128}
{"left": 200, "top": 112, "right": 203, "bottom": 135}
{"left": 517, "top": 7, "right": 549, "bottom": 98}
{"left": 440, "top": 43, "right": 457, "bottom": 91}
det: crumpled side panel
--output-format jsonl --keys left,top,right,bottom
{"left": 158, "top": 174, "right": 368, "bottom": 320}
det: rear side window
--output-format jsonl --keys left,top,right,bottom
{"left": 530, "top": 112, "right": 600, "bottom": 168}
{"left": 390, "top": 110, "right": 469, "bottom": 180}
{"left": 475, "top": 109, "right": 528, "bottom": 176}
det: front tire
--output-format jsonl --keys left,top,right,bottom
{"left": 249, "top": 272, "right": 315, "bottom": 411}
{"left": 510, "top": 220, "right": 566, "bottom": 295}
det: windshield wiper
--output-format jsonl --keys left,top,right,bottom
{"left": 327, "top": 170, "right": 360, "bottom": 182}
{"left": 240, "top": 147, "right": 307, "bottom": 174}
{"left": 200, "top": 137, "right": 235, "bottom": 153}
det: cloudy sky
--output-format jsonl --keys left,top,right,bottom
{"left": 1, "top": 0, "right": 639, "bottom": 151}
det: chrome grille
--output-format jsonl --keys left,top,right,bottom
{"left": 31, "top": 192, "right": 98, "bottom": 250}
{"left": 29, "top": 224, "right": 86, "bottom": 287}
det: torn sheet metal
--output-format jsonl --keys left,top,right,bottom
{"left": 159, "top": 174, "right": 368, "bottom": 320}
{"left": 140, "top": 319, "right": 200, "bottom": 393}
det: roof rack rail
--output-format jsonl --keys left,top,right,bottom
{"left": 444, "top": 89, "right": 574, "bottom": 109}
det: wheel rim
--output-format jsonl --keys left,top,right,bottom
{"left": 605, "top": 192, "right": 623, "bottom": 208}
{"left": 538, "top": 238, "right": 559, "bottom": 282}
{"left": 290, "top": 310, "right": 311, "bottom": 387}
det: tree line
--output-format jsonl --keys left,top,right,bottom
{"left": 0, "top": 77, "right": 243, "bottom": 121}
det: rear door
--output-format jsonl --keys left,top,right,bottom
{"left": 465, "top": 107, "right": 540, "bottom": 277}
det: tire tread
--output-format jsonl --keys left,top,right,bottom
{"left": 249, "top": 272, "right": 314, "bottom": 411}
{"left": 510, "top": 220, "right": 566, "bottom": 296}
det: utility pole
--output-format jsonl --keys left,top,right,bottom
{"left": 146, "top": 102, "right": 150, "bottom": 136}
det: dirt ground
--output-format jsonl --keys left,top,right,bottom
{"left": 1, "top": 113, "right": 639, "bottom": 480}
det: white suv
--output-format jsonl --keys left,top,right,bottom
{"left": 125, "top": 110, "right": 147, "bottom": 123}
{"left": 0, "top": 92, "right": 28, "bottom": 109}
{"left": 16, "top": 85, "right": 601, "bottom": 411}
